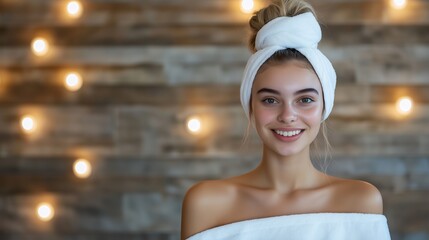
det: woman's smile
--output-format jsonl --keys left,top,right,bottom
{"left": 272, "top": 128, "right": 305, "bottom": 142}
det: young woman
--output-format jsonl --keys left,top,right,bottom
{"left": 181, "top": 0, "right": 391, "bottom": 239}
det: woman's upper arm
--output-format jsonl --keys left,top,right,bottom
{"left": 342, "top": 180, "right": 384, "bottom": 214}
{"left": 181, "top": 181, "right": 225, "bottom": 240}
{"left": 359, "top": 181, "right": 384, "bottom": 214}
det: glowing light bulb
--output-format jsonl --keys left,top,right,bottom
{"left": 21, "top": 115, "right": 36, "bottom": 133}
{"left": 36, "top": 203, "right": 55, "bottom": 222}
{"left": 73, "top": 159, "right": 92, "bottom": 178}
{"left": 67, "top": 0, "right": 83, "bottom": 18}
{"left": 187, "top": 117, "right": 202, "bottom": 134}
{"left": 31, "top": 37, "right": 49, "bottom": 56}
{"left": 241, "top": 0, "right": 254, "bottom": 13}
{"left": 65, "top": 72, "right": 83, "bottom": 91}
{"left": 391, "top": 0, "right": 407, "bottom": 9}
{"left": 396, "top": 96, "right": 413, "bottom": 115}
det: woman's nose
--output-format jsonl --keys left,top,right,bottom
{"left": 277, "top": 104, "right": 297, "bottom": 123}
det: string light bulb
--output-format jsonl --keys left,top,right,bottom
{"left": 21, "top": 115, "right": 37, "bottom": 133}
{"left": 391, "top": 0, "right": 407, "bottom": 9}
{"left": 65, "top": 72, "right": 83, "bottom": 91}
{"left": 241, "top": 0, "right": 255, "bottom": 13}
{"left": 66, "top": 0, "right": 83, "bottom": 18}
{"left": 31, "top": 37, "right": 49, "bottom": 56}
{"left": 73, "top": 159, "right": 92, "bottom": 178}
{"left": 396, "top": 96, "right": 413, "bottom": 115}
{"left": 36, "top": 202, "right": 55, "bottom": 222}
{"left": 187, "top": 117, "right": 202, "bottom": 134}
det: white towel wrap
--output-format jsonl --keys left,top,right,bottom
{"left": 240, "top": 12, "right": 337, "bottom": 121}
{"left": 187, "top": 213, "right": 391, "bottom": 240}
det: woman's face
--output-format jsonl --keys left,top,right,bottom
{"left": 251, "top": 61, "right": 324, "bottom": 157}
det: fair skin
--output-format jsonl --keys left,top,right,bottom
{"left": 181, "top": 61, "right": 383, "bottom": 240}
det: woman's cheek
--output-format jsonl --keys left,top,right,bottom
{"left": 301, "top": 105, "right": 323, "bottom": 120}
{"left": 254, "top": 107, "right": 269, "bottom": 122}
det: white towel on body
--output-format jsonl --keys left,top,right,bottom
{"left": 187, "top": 213, "right": 391, "bottom": 240}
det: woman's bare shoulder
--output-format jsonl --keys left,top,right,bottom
{"left": 328, "top": 177, "right": 384, "bottom": 214}
{"left": 181, "top": 179, "right": 237, "bottom": 239}
{"left": 184, "top": 179, "right": 237, "bottom": 206}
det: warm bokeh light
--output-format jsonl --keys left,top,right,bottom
{"left": 66, "top": 0, "right": 83, "bottom": 18}
{"left": 65, "top": 72, "right": 83, "bottom": 91}
{"left": 31, "top": 37, "right": 49, "bottom": 56}
{"left": 36, "top": 202, "right": 55, "bottom": 222}
{"left": 73, "top": 158, "right": 92, "bottom": 178}
{"left": 187, "top": 117, "right": 202, "bottom": 134}
{"left": 396, "top": 96, "right": 413, "bottom": 115}
{"left": 391, "top": 0, "right": 407, "bottom": 9}
{"left": 21, "top": 115, "right": 37, "bottom": 133}
{"left": 241, "top": 0, "right": 255, "bottom": 13}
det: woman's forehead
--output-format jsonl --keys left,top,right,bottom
{"left": 252, "top": 63, "right": 322, "bottom": 93}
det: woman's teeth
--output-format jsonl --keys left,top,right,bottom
{"left": 274, "top": 130, "right": 302, "bottom": 137}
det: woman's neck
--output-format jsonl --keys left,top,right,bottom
{"left": 251, "top": 146, "right": 327, "bottom": 194}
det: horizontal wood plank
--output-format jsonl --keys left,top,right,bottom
{"left": 1, "top": 105, "right": 429, "bottom": 157}
{"left": 2, "top": 82, "right": 429, "bottom": 105}
{"left": 0, "top": 46, "right": 428, "bottom": 86}
{"left": 1, "top": 0, "right": 428, "bottom": 27}
{"left": 0, "top": 25, "right": 428, "bottom": 46}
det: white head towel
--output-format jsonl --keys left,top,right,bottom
{"left": 240, "top": 12, "right": 337, "bottom": 121}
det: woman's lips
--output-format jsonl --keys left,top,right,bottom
{"left": 272, "top": 129, "right": 305, "bottom": 142}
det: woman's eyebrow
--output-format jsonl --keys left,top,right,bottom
{"left": 295, "top": 88, "right": 319, "bottom": 95}
{"left": 257, "top": 88, "right": 319, "bottom": 95}
{"left": 257, "top": 88, "right": 280, "bottom": 95}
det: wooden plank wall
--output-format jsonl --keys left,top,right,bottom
{"left": 0, "top": 0, "right": 428, "bottom": 239}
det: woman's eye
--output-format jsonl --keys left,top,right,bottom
{"left": 300, "top": 97, "right": 314, "bottom": 103}
{"left": 262, "top": 98, "right": 277, "bottom": 104}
